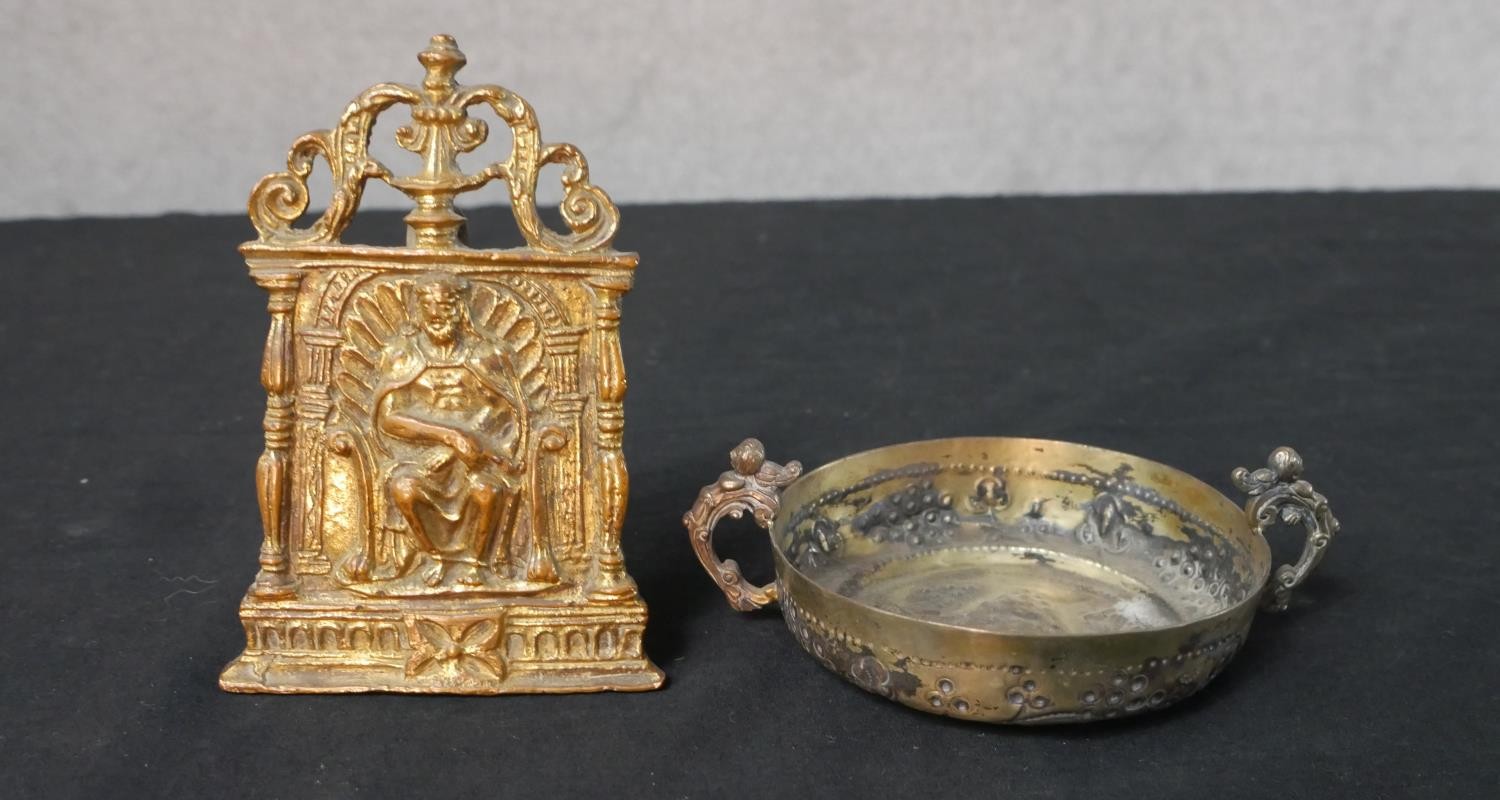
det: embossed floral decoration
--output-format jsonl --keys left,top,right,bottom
{"left": 406, "top": 617, "right": 505, "bottom": 681}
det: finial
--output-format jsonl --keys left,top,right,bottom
{"left": 418, "top": 35, "right": 467, "bottom": 92}
{"left": 247, "top": 35, "right": 620, "bottom": 253}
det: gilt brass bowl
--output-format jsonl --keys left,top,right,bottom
{"left": 684, "top": 437, "right": 1339, "bottom": 724}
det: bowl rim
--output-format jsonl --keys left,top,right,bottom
{"left": 768, "top": 435, "right": 1274, "bottom": 641}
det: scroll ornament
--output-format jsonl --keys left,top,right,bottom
{"left": 248, "top": 34, "right": 619, "bottom": 253}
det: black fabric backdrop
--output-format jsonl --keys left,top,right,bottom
{"left": 1, "top": 193, "right": 1495, "bottom": 798}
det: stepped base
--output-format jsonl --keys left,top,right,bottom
{"left": 220, "top": 589, "right": 664, "bottom": 695}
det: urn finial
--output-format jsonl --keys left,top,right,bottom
{"left": 418, "top": 34, "right": 467, "bottom": 92}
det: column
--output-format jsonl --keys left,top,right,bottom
{"left": 544, "top": 326, "right": 587, "bottom": 560}
{"left": 249, "top": 271, "right": 301, "bottom": 599}
{"left": 586, "top": 275, "right": 635, "bottom": 599}
{"left": 292, "top": 327, "right": 340, "bottom": 573}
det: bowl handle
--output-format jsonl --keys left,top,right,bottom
{"left": 683, "top": 438, "right": 803, "bottom": 611}
{"left": 1231, "top": 446, "right": 1342, "bottom": 612}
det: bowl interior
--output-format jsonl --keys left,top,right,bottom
{"left": 774, "top": 438, "right": 1269, "bottom": 636}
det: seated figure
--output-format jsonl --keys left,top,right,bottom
{"left": 369, "top": 275, "right": 528, "bottom": 587}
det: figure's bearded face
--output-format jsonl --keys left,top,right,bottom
{"left": 419, "top": 291, "right": 461, "bottom": 345}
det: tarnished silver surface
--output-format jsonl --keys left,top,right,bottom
{"left": 686, "top": 437, "right": 1341, "bottom": 724}
{"left": 1232, "top": 447, "right": 1341, "bottom": 612}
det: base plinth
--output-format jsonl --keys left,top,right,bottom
{"left": 219, "top": 587, "right": 664, "bottom": 695}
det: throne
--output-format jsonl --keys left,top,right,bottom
{"left": 219, "top": 35, "right": 663, "bottom": 694}
{"left": 327, "top": 276, "right": 566, "bottom": 595}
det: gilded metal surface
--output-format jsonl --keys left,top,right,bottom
{"left": 220, "top": 36, "right": 663, "bottom": 694}
{"left": 686, "top": 437, "right": 1339, "bottom": 723}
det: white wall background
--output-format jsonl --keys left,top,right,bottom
{"left": 4, "top": 0, "right": 1499, "bottom": 220}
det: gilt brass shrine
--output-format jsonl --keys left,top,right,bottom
{"left": 220, "top": 36, "right": 663, "bottom": 693}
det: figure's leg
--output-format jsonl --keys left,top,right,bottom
{"left": 460, "top": 475, "right": 505, "bottom": 585}
{"left": 390, "top": 469, "right": 445, "bottom": 586}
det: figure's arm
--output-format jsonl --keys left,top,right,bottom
{"left": 490, "top": 420, "right": 523, "bottom": 475}
{"left": 377, "top": 394, "right": 482, "bottom": 463}
{"left": 496, "top": 420, "right": 519, "bottom": 456}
